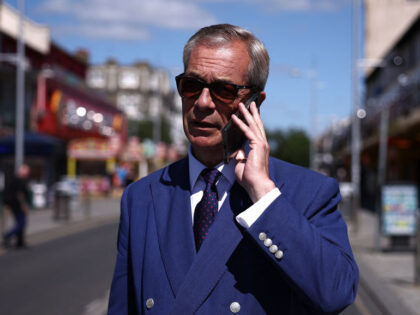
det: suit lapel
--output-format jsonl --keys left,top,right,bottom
{"left": 170, "top": 183, "right": 252, "bottom": 314}
{"left": 151, "top": 158, "right": 196, "bottom": 297}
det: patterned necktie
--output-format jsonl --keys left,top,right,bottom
{"left": 193, "top": 168, "right": 222, "bottom": 251}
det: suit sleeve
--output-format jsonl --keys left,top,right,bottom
{"left": 246, "top": 177, "right": 359, "bottom": 313}
{"left": 108, "top": 188, "right": 135, "bottom": 315}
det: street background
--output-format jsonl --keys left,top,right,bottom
{"left": 0, "top": 0, "right": 420, "bottom": 314}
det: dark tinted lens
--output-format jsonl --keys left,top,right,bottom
{"left": 178, "top": 77, "right": 203, "bottom": 98}
{"left": 176, "top": 75, "right": 239, "bottom": 103}
{"left": 211, "top": 82, "right": 237, "bottom": 102}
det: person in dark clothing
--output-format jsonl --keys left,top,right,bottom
{"left": 3, "top": 164, "right": 31, "bottom": 248}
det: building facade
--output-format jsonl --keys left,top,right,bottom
{"left": 86, "top": 60, "right": 185, "bottom": 148}
{"left": 317, "top": 8, "right": 420, "bottom": 212}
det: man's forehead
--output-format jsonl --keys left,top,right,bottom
{"left": 187, "top": 41, "right": 250, "bottom": 83}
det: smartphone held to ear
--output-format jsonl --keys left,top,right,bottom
{"left": 222, "top": 92, "right": 260, "bottom": 164}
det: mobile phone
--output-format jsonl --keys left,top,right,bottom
{"left": 222, "top": 92, "right": 260, "bottom": 164}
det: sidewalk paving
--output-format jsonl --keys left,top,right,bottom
{"left": 0, "top": 196, "right": 121, "bottom": 255}
{"left": 349, "top": 209, "right": 420, "bottom": 315}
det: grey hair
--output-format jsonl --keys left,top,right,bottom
{"left": 183, "top": 24, "right": 270, "bottom": 91}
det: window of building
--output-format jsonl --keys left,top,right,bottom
{"left": 87, "top": 69, "right": 106, "bottom": 89}
{"left": 119, "top": 69, "right": 139, "bottom": 89}
{"left": 117, "top": 93, "right": 141, "bottom": 119}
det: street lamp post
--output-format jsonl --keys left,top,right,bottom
{"left": 15, "top": 0, "right": 26, "bottom": 173}
{"left": 350, "top": 0, "right": 362, "bottom": 231}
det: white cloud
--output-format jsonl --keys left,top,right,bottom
{"left": 198, "top": 0, "right": 345, "bottom": 12}
{"left": 36, "top": 0, "right": 346, "bottom": 41}
{"left": 38, "top": 0, "right": 218, "bottom": 40}
{"left": 266, "top": 0, "right": 339, "bottom": 11}
{"left": 53, "top": 24, "right": 151, "bottom": 41}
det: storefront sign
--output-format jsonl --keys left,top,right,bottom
{"left": 382, "top": 184, "right": 418, "bottom": 235}
{"left": 68, "top": 138, "right": 119, "bottom": 160}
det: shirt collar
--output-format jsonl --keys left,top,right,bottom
{"left": 188, "top": 146, "right": 236, "bottom": 190}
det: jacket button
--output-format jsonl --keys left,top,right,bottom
{"left": 275, "top": 250, "right": 284, "bottom": 260}
{"left": 230, "top": 301, "right": 241, "bottom": 313}
{"left": 146, "top": 298, "right": 154, "bottom": 309}
{"left": 269, "top": 244, "right": 278, "bottom": 253}
{"left": 258, "top": 232, "right": 267, "bottom": 241}
{"left": 263, "top": 238, "right": 272, "bottom": 247}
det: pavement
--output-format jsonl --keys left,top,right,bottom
{"left": 1, "top": 195, "right": 419, "bottom": 314}
{"left": 0, "top": 195, "right": 121, "bottom": 255}
{"left": 348, "top": 209, "right": 420, "bottom": 315}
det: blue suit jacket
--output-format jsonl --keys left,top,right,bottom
{"left": 108, "top": 157, "right": 358, "bottom": 314}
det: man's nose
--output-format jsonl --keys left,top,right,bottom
{"left": 195, "top": 88, "right": 216, "bottom": 110}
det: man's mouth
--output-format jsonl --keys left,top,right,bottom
{"left": 191, "top": 120, "right": 218, "bottom": 129}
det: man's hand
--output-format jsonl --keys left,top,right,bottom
{"left": 231, "top": 101, "right": 276, "bottom": 203}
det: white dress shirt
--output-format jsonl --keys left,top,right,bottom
{"left": 188, "top": 148, "right": 281, "bottom": 229}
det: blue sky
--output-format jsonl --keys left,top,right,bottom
{"left": 5, "top": 0, "right": 353, "bottom": 135}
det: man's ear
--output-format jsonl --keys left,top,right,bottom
{"left": 258, "top": 91, "right": 266, "bottom": 106}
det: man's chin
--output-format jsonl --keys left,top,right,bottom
{"left": 190, "top": 136, "right": 221, "bottom": 149}
{"left": 190, "top": 139, "right": 223, "bottom": 159}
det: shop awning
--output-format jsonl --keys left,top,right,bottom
{"left": 0, "top": 131, "right": 64, "bottom": 156}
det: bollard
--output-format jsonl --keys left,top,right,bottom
{"left": 83, "top": 192, "right": 91, "bottom": 219}
{"left": 54, "top": 192, "right": 70, "bottom": 221}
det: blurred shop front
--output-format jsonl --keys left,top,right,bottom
{"left": 67, "top": 137, "right": 122, "bottom": 196}
{"left": 35, "top": 74, "right": 127, "bottom": 142}
{"left": 0, "top": 72, "right": 127, "bottom": 206}
{"left": 33, "top": 73, "right": 128, "bottom": 191}
{"left": 67, "top": 136, "right": 146, "bottom": 197}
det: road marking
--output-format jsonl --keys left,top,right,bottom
{"left": 83, "top": 290, "right": 109, "bottom": 315}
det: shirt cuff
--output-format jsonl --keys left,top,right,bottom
{"left": 235, "top": 188, "right": 281, "bottom": 229}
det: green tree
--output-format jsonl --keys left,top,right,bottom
{"left": 267, "top": 128, "right": 310, "bottom": 167}
{"left": 127, "top": 116, "right": 172, "bottom": 144}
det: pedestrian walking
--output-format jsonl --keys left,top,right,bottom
{"left": 2, "top": 164, "right": 31, "bottom": 248}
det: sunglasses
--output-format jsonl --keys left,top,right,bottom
{"left": 175, "top": 73, "right": 255, "bottom": 104}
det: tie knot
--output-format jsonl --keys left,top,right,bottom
{"left": 201, "top": 168, "right": 221, "bottom": 186}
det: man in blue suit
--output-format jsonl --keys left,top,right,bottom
{"left": 108, "top": 24, "right": 358, "bottom": 314}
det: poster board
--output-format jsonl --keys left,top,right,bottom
{"left": 382, "top": 184, "right": 418, "bottom": 236}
